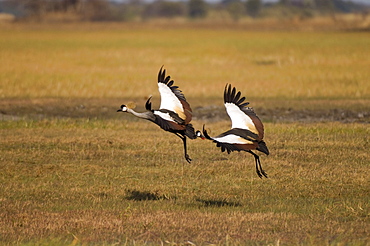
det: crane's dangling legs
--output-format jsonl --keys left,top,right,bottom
{"left": 175, "top": 133, "right": 192, "bottom": 163}
{"left": 247, "top": 150, "right": 268, "bottom": 178}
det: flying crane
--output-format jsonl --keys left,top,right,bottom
{"left": 117, "top": 66, "right": 196, "bottom": 163}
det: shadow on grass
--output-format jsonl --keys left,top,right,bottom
{"left": 125, "top": 189, "right": 174, "bottom": 201}
{"left": 196, "top": 198, "right": 242, "bottom": 207}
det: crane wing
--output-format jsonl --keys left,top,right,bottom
{"left": 157, "top": 67, "right": 192, "bottom": 124}
{"left": 224, "top": 84, "right": 264, "bottom": 139}
{"left": 202, "top": 126, "right": 258, "bottom": 154}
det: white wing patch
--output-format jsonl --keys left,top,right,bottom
{"left": 158, "top": 83, "right": 186, "bottom": 120}
{"left": 213, "top": 134, "right": 254, "bottom": 145}
{"left": 225, "top": 103, "right": 257, "bottom": 134}
{"left": 153, "top": 110, "right": 176, "bottom": 123}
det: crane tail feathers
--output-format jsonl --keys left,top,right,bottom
{"left": 185, "top": 124, "right": 197, "bottom": 139}
{"left": 257, "top": 140, "right": 269, "bottom": 155}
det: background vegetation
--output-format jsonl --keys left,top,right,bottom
{"left": 0, "top": 0, "right": 369, "bottom": 27}
{"left": 0, "top": 13, "right": 369, "bottom": 246}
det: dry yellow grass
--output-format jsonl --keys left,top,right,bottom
{"left": 0, "top": 23, "right": 369, "bottom": 100}
{"left": 0, "top": 119, "right": 369, "bottom": 245}
{"left": 0, "top": 23, "right": 369, "bottom": 245}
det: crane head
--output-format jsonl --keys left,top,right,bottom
{"left": 117, "top": 102, "right": 136, "bottom": 112}
{"left": 117, "top": 104, "right": 127, "bottom": 112}
{"left": 195, "top": 130, "right": 205, "bottom": 140}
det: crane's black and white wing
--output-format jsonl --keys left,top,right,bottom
{"left": 202, "top": 126, "right": 259, "bottom": 154}
{"left": 145, "top": 95, "right": 185, "bottom": 131}
{"left": 157, "top": 66, "right": 192, "bottom": 125}
{"left": 224, "top": 84, "right": 264, "bottom": 140}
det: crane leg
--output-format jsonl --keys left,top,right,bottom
{"left": 248, "top": 151, "right": 268, "bottom": 178}
{"left": 256, "top": 156, "right": 268, "bottom": 178}
{"left": 175, "top": 133, "right": 192, "bottom": 163}
{"left": 182, "top": 136, "right": 192, "bottom": 163}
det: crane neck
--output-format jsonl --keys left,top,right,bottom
{"left": 127, "top": 108, "right": 155, "bottom": 121}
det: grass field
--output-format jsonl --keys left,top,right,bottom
{"left": 0, "top": 23, "right": 369, "bottom": 245}
{"left": 1, "top": 23, "right": 369, "bottom": 100}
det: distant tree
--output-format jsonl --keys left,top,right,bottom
{"left": 61, "top": 0, "right": 80, "bottom": 12}
{"left": 314, "top": 0, "right": 335, "bottom": 13}
{"left": 313, "top": 0, "right": 336, "bottom": 20}
{"left": 188, "top": 0, "right": 207, "bottom": 18}
{"left": 160, "top": 1, "right": 186, "bottom": 17}
{"left": 279, "top": 0, "right": 290, "bottom": 5}
{"left": 117, "top": 0, "right": 144, "bottom": 21}
{"left": 245, "top": 0, "right": 262, "bottom": 18}
{"left": 303, "top": 0, "right": 315, "bottom": 8}
{"left": 332, "top": 0, "right": 359, "bottom": 13}
{"left": 82, "top": 0, "right": 111, "bottom": 21}
{"left": 23, "top": 0, "right": 47, "bottom": 19}
{"left": 221, "top": 0, "right": 238, "bottom": 5}
{"left": 221, "top": 0, "right": 245, "bottom": 22}
{"left": 143, "top": 0, "right": 186, "bottom": 18}
{"left": 227, "top": 0, "right": 245, "bottom": 21}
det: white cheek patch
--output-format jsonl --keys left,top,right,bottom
{"left": 213, "top": 134, "right": 253, "bottom": 145}
{"left": 154, "top": 111, "right": 176, "bottom": 123}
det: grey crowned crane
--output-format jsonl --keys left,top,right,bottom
{"left": 117, "top": 66, "right": 196, "bottom": 163}
{"left": 199, "top": 84, "right": 269, "bottom": 178}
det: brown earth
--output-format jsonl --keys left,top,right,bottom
{"left": 0, "top": 98, "right": 369, "bottom": 123}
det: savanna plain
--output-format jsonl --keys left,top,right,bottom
{"left": 0, "top": 23, "right": 369, "bottom": 245}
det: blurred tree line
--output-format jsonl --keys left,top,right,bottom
{"left": 0, "top": 0, "right": 368, "bottom": 22}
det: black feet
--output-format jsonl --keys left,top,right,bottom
{"left": 185, "top": 154, "right": 192, "bottom": 163}
{"left": 251, "top": 151, "right": 268, "bottom": 179}
{"left": 256, "top": 168, "right": 268, "bottom": 179}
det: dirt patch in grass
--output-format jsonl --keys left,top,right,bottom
{"left": 1, "top": 98, "right": 369, "bottom": 123}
